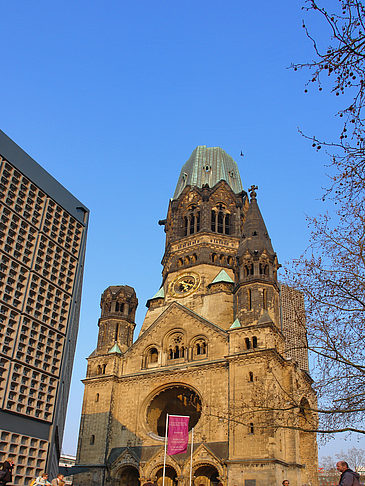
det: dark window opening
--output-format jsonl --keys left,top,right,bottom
{"left": 90, "top": 435, "right": 95, "bottom": 445}
{"left": 263, "top": 289, "right": 268, "bottom": 310}
{"left": 252, "top": 336, "right": 258, "bottom": 348}
{"left": 217, "top": 211, "right": 224, "bottom": 234}
{"left": 211, "top": 210, "right": 216, "bottom": 232}
{"left": 245, "top": 264, "right": 254, "bottom": 277}
{"left": 189, "top": 214, "right": 194, "bottom": 235}
{"left": 249, "top": 372, "right": 254, "bottom": 382}
{"left": 248, "top": 289, "right": 252, "bottom": 310}
{"left": 249, "top": 423, "right": 254, "bottom": 434}
{"left": 225, "top": 214, "right": 230, "bottom": 234}
{"left": 245, "top": 338, "right": 251, "bottom": 350}
{"left": 149, "top": 348, "right": 158, "bottom": 363}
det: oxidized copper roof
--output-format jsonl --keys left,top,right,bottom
{"left": 173, "top": 145, "right": 243, "bottom": 199}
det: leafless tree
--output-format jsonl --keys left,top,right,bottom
{"left": 293, "top": 0, "right": 365, "bottom": 201}
{"left": 286, "top": 0, "right": 365, "bottom": 437}
{"left": 335, "top": 447, "right": 365, "bottom": 471}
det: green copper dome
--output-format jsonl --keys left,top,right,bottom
{"left": 173, "top": 146, "right": 243, "bottom": 199}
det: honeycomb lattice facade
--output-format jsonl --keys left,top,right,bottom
{"left": 75, "top": 146, "right": 318, "bottom": 486}
{"left": 280, "top": 285, "right": 309, "bottom": 371}
{"left": 0, "top": 130, "right": 89, "bottom": 485}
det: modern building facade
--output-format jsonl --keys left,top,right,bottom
{"left": 75, "top": 146, "right": 317, "bottom": 486}
{"left": 0, "top": 130, "right": 89, "bottom": 484}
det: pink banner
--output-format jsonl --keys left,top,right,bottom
{"left": 167, "top": 415, "right": 190, "bottom": 455}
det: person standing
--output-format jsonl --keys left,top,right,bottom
{"left": 33, "top": 472, "right": 51, "bottom": 485}
{"left": 0, "top": 458, "right": 14, "bottom": 486}
{"left": 51, "top": 474, "right": 65, "bottom": 486}
{"left": 336, "top": 461, "right": 360, "bottom": 486}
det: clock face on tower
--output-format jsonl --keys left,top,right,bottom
{"left": 169, "top": 273, "right": 200, "bottom": 298}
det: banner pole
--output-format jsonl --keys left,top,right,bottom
{"left": 163, "top": 413, "right": 169, "bottom": 486}
{"left": 189, "top": 427, "right": 194, "bottom": 486}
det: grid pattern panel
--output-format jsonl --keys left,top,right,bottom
{"left": 42, "top": 199, "right": 83, "bottom": 259}
{"left": 0, "top": 430, "right": 48, "bottom": 485}
{"left": 5, "top": 362, "right": 57, "bottom": 421}
{"left": 0, "top": 253, "right": 29, "bottom": 311}
{"left": 0, "top": 160, "right": 46, "bottom": 229}
{"left": 280, "top": 285, "right": 309, "bottom": 371}
{"left": 15, "top": 316, "right": 64, "bottom": 375}
{"left": 0, "top": 356, "right": 11, "bottom": 403}
{"left": 0, "top": 205, "right": 37, "bottom": 268}
{"left": 33, "top": 235, "right": 77, "bottom": 293}
{"left": 0, "top": 305, "right": 20, "bottom": 359}
{"left": 25, "top": 273, "right": 70, "bottom": 333}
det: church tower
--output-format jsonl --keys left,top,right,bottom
{"left": 234, "top": 184, "right": 280, "bottom": 328}
{"left": 75, "top": 146, "right": 318, "bottom": 486}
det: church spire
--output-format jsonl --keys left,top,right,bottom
{"left": 238, "top": 185, "right": 274, "bottom": 257}
{"left": 234, "top": 186, "right": 280, "bottom": 327}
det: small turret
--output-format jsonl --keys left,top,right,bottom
{"left": 96, "top": 285, "right": 138, "bottom": 354}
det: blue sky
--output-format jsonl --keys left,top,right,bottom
{"left": 1, "top": 0, "right": 362, "bottom": 459}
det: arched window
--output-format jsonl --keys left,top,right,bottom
{"left": 249, "top": 423, "right": 254, "bottom": 434}
{"left": 244, "top": 264, "right": 254, "bottom": 276}
{"left": 102, "top": 364, "right": 106, "bottom": 374}
{"left": 97, "top": 365, "right": 102, "bottom": 375}
{"left": 193, "top": 338, "right": 207, "bottom": 358}
{"left": 252, "top": 336, "right": 258, "bottom": 348}
{"left": 245, "top": 338, "right": 251, "bottom": 350}
{"left": 249, "top": 372, "right": 254, "bottom": 382}
{"left": 211, "top": 204, "right": 231, "bottom": 234}
{"left": 149, "top": 347, "right": 158, "bottom": 364}
{"left": 90, "top": 434, "right": 95, "bottom": 445}
{"left": 168, "top": 332, "right": 185, "bottom": 360}
{"left": 220, "top": 254, "right": 225, "bottom": 264}
{"left": 211, "top": 253, "right": 217, "bottom": 263}
{"left": 115, "top": 302, "right": 119, "bottom": 312}
{"left": 178, "top": 258, "right": 183, "bottom": 267}
{"left": 95, "top": 393, "right": 99, "bottom": 402}
{"left": 247, "top": 289, "right": 252, "bottom": 310}
{"left": 227, "top": 256, "right": 233, "bottom": 266}
{"left": 184, "top": 205, "right": 201, "bottom": 236}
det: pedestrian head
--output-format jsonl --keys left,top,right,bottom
{"left": 41, "top": 472, "right": 48, "bottom": 478}
{"left": 336, "top": 461, "right": 349, "bottom": 472}
{"left": 282, "top": 481, "right": 289, "bottom": 486}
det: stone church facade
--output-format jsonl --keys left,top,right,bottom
{"left": 74, "top": 146, "right": 318, "bottom": 486}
